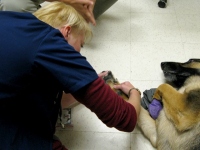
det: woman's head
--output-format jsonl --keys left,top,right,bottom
{"left": 33, "top": 2, "right": 92, "bottom": 52}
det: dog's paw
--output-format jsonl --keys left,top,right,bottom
{"left": 153, "top": 93, "right": 162, "bottom": 101}
{"left": 149, "top": 99, "right": 163, "bottom": 120}
{"left": 103, "top": 71, "right": 128, "bottom": 100}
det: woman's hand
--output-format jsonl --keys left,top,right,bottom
{"left": 114, "top": 81, "right": 141, "bottom": 118}
{"left": 64, "top": 0, "right": 96, "bottom": 25}
{"left": 48, "top": 0, "right": 96, "bottom": 25}
{"left": 113, "top": 81, "right": 135, "bottom": 96}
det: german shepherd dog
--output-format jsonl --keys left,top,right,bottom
{"left": 137, "top": 59, "right": 200, "bottom": 150}
{"left": 103, "top": 59, "right": 200, "bottom": 149}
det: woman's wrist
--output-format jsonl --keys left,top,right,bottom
{"left": 128, "top": 87, "right": 141, "bottom": 97}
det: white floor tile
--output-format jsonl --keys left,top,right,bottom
{"left": 184, "top": 43, "right": 200, "bottom": 57}
{"left": 93, "top": 12, "right": 131, "bottom": 42}
{"left": 131, "top": 133, "right": 156, "bottom": 150}
{"left": 55, "top": 130, "right": 131, "bottom": 150}
{"left": 174, "top": 0, "right": 200, "bottom": 15}
{"left": 177, "top": 14, "right": 200, "bottom": 43}
{"left": 131, "top": 0, "right": 175, "bottom": 14}
{"left": 130, "top": 42, "right": 186, "bottom": 80}
{"left": 131, "top": 13, "right": 182, "bottom": 43}
{"left": 81, "top": 41, "right": 131, "bottom": 80}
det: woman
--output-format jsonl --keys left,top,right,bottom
{"left": 0, "top": 2, "right": 141, "bottom": 149}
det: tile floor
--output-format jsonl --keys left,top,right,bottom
{"left": 54, "top": 0, "right": 200, "bottom": 149}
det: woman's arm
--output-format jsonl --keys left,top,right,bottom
{"left": 72, "top": 77, "right": 141, "bottom": 132}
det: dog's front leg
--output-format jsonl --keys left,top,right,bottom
{"left": 153, "top": 83, "right": 187, "bottom": 130}
{"left": 153, "top": 83, "right": 172, "bottom": 100}
{"left": 153, "top": 83, "right": 185, "bottom": 106}
{"left": 137, "top": 107, "right": 157, "bottom": 147}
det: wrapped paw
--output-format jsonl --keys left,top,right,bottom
{"left": 149, "top": 99, "right": 163, "bottom": 119}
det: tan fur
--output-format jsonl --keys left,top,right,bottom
{"left": 137, "top": 76, "right": 200, "bottom": 150}
{"left": 182, "top": 61, "right": 200, "bottom": 69}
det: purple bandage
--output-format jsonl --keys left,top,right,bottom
{"left": 149, "top": 99, "right": 163, "bottom": 119}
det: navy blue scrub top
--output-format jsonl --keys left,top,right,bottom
{"left": 0, "top": 11, "right": 98, "bottom": 150}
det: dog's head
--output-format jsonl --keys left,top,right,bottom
{"left": 161, "top": 59, "right": 200, "bottom": 87}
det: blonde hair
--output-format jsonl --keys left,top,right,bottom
{"left": 33, "top": 2, "right": 92, "bottom": 42}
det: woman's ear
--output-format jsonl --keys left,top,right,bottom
{"left": 59, "top": 26, "right": 71, "bottom": 39}
{"left": 65, "top": 26, "right": 71, "bottom": 38}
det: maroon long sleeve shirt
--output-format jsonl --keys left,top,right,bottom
{"left": 73, "top": 77, "right": 137, "bottom": 132}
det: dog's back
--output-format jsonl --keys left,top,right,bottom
{"left": 156, "top": 75, "right": 200, "bottom": 150}
{"left": 157, "top": 109, "right": 200, "bottom": 150}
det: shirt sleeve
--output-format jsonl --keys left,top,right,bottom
{"left": 72, "top": 77, "right": 137, "bottom": 132}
